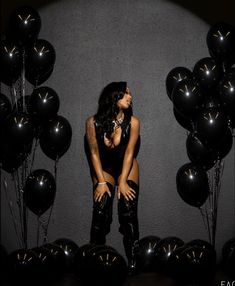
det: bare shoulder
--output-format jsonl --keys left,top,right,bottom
{"left": 131, "top": 115, "right": 140, "bottom": 126}
{"left": 86, "top": 116, "right": 95, "bottom": 126}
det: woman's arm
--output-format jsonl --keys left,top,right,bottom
{"left": 85, "top": 116, "right": 111, "bottom": 200}
{"left": 118, "top": 116, "right": 140, "bottom": 200}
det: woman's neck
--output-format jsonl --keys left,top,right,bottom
{"left": 116, "top": 110, "right": 124, "bottom": 120}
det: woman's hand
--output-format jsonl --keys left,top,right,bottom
{"left": 117, "top": 181, "right": 136, "bottom": 201}
{"left": 94, "top": 183, "right": 111, "bottom": 202}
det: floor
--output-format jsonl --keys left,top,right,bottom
{"left": 2, "top": 268, "right": 233, "bottom": 286}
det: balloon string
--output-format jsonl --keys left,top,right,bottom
{"left": 210, "top": 160, "right": 224, "bottom": 247}
{"left": 200, "top": 205, "right": 212, "bottom": 244}
{"left": 43, "top": 156, "right": 59, "bottom": 244}
{"left": 199, "top": 207, "right": 209, "bottom": 238}
{"left": 22, "top": 48, "right": 26, "bottom": 113}
{"left": 30, "top": 138, "right": 39, "bottom": 174}
{"left": 3, "top": 177, "right": 22, "bottom": 248}
{"left": 21, "top": 158, "right": 28, "bottom": 249}
{"left": 207, "top": 168, "right": 212, "bottom": 214}
{"left": 9, "top": 86, "right": 14, "bottom": 107}
{"left": 205, "top": 206, "right": 212, "bottom": 245}
{"left": 13, "top": 86, "right": 18, "bottom": 112}
{"left": 12, "top": 173, "right": 22, "bottom": 238}
{"left": 15, "top": 170, "right": 24, "bottom": 243}
{"left": 9, "top": 86, "right": 17, "bottom": 109}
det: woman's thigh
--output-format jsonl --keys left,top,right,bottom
{"left": 117, "top": 159, "right": 139, "bottom": 185}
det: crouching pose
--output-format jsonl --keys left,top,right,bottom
{"left": 85, "top": 82, "right": 140, "bottom": 273}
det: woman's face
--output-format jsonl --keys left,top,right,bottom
{"left": 117, "top": 87, "right": 132, "bottom": 110}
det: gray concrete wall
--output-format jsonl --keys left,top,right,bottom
{"left": 1, "top": 0, "right": 235, "bottom": 259}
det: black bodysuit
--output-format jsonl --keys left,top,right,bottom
{"left": 94, "top": 115, "right": 132, "bottom": 180}
{"left": 94, "top": 115, "right": 140, "bottom": 181}
{"left": 85, "top": 115, "right": 140, "bottom": 180}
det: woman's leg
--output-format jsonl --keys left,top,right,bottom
{"left": 117, "top": 159, "right": 139, "bottom": 272}
{"left": 90, "top": 171, "right": 115, "bottom": 244}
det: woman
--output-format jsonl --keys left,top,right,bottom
{"left": 85, "top": 81, "right": 140, "bottom": 273}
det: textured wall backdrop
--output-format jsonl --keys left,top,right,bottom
{"left": 1, "top": 0, "right": 235, "bottom": 259}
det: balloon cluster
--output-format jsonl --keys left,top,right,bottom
{"left": 0, "top": 6, "right": 55, "bottom": 87}
{"left": 2, "top": 236, "right": 218, "bottom": 285}
{"left": 5, "top": 238, "right": 80, "bottom": 284}
{"left": 166, "top": 22, "right": 235, "bottom": 246}
{"left": 0, "top": 6, "right": 72, "bottom": 249}
{"left": 135, "top": 235, "right": 216, "bottom": 284}
{"left": 4, "top": 239, "right": 128, "bottom": 286}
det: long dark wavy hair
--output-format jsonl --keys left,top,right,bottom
{"left": 94, "top": 82, "right": 133, "bottom": 139}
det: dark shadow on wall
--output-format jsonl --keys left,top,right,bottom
{"left": 1, "top": 0, "right": 235, "bottom": 34}
{"left": 166, "top": 0, "right": 235, "bottom": 26}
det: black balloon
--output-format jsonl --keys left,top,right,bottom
{"left": 26, "top": 39, "right": 56, "bottom": 81}
{"left": 155, "top": 236, "right": 184, "bottom": 270}
{"left": 0, "top": 93, "right": 11, "bottom": 120}
{"left": 43, "top": 243, "right": 66, "bottom": 277}
{"left": 75, "top": 244, "right": 104, "bottom": 276}
{"left": 172, "top": 78, "right": 203, "bottom": 118}
{"left": 222, "top": 239, "right": 235, "bottom": 279}
{"left": 214, "top": 127, "right": 233, "bottom": 159}
{"left": 223, "top": 248, "right": 235, "bottom": 279}
{"left": 136, "top": 235, "right": 161, "bottom": 273}
{"left": 193, "top": 57, "right": 222, "bottom": 92}
{"left": 0, "top": 41, "right": 21, "bottom": 85}
{"left": 222, "top": 237, "right": 235, "bottom": 261}
{"left": 30, "top": 86, "right": 60, "bottom": 120}
{"left": 207, "top": 22, "right": 235, "bottom": 63}
{"left": 176, "top": 163, "right": 209, "bottom": 207}
{"left": 180, "top": 246, "right": 217, "bottom": 283}
{"left": 0, "top": 140, "right": 32, "bottom": 173}
{"left": 26, "top": 66, "right": 54, "bottom": 86}
{"left": 186, "top": 133, "right": 216, "bottom": 170}
{"left": 9, "top": 6, "right": 41, "bottom": 45}
{"left": 40, "top": 115, "right": 72, "bottom": 160}
{"left": 173, "top": 108, "right": 194, "bottom": 132}
{"left": 186, "top": 239, "right": 216, "bottom": 261}
{"left": 166, "top": 66, "right": 193, "bottom": 100}
{"left": 74, "top": 244, "right": 117, "bottom": 279}
{"left": 8, "top": 248, "right": 39, "bottom": 283}
{"left": 219, "top": 72, "right": 235, "bottom": 114}
{"left": 24, "top": 169, "right": 56, "bottom": 216}
{"left": 87, "top": 247, "right": 128, "bottom": 286}
{"left": 196, "top": 108, "right": 228, "bottom": 147}
{"left": 54, "top": 238, "right": 79, "bottom": 272}
{"left": 4, "top": 113, "right": 35, "bottom": 145}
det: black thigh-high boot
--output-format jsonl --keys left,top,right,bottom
{"left": 118, "top": 180, "right": 139, "bottom": 274}
{"left": 90, "top": 182, "right": 115, "bottom": 244}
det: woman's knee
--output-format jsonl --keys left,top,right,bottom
{"left": 127, "top": 180, "right": 139, "bottom": 196}
{"left": 119, "top": 180, "right": 139, "bottom": 209}
{"left": 93, "top": 182, "right": 115, "bottom": 209}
